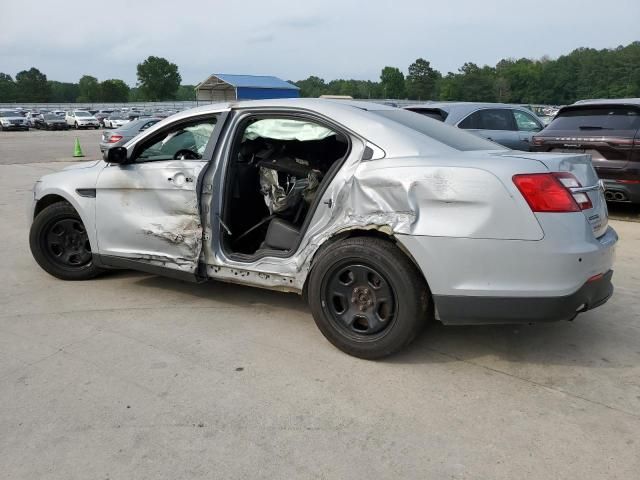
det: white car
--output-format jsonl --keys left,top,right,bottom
{"left": 65, "top": 111, "right": 100, "bottom": 129}
{"left": 103, "top": 115, "right": 129, "bottom": 129}
{"left": 25, "top": 112, "right": 41, "bottom": 127}
{"left": 0, "top": 110, "right": 29, "bottom": 131}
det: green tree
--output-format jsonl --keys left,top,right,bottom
{"left": 295, "top": 76, "right": 328, "bottom": 97}
{"left": 136, "top": 56, "right": 181, "bottom": 101}
{"left": 176, "top": 84, "right": 196, "bottom": 101}
{"left": 48, "top": 81, "right": 80, "bottom": 102}
{"left": 406, "top": 58, "right": 441, "bottom": 100}
{"left": 0, "top": 73, "right": 16, "bottom": 102}
{"left": 99, "top": 79, "right": 130, "bottom": 102}
{"left": 380, "top": 66, "right": 405, "bottom": 99}
{"left": 15, "top": 68, "right": 50, "bottom": 102}
{"left": 77, "top": 75, "right": 100, "bottom": 102}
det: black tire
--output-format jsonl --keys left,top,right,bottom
{"left": 307, "top": 237, "right": 430, "bottom": 359}
{"left": 29, "top": 202, "right": 103, "bottom": 280}
{"left": 74, "top": 122, "right": 79, "bottom": 129}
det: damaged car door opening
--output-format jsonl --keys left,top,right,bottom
{"left": 29, "top": 99, "right": 617, "bottom": 359}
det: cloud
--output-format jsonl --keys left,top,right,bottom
{"left": 0, "top": 0, "right": 638, "bottom": 86}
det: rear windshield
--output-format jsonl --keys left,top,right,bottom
{"left": 372, "top": 109, "right": 505, "bottom": 151}
{"left": 546, "top": 106, "right": 640, "bottom": 133}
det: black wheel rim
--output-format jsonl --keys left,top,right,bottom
{"left": 42, "top": 218, "right": 92, "bottom": 268}
{"left": 321, "top": 262, "right": 397, "bottom": 339}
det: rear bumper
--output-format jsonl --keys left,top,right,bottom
{"left": 433, "top": 270, "right": 613, "bottom": 325}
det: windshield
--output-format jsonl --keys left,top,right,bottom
{"left": 74, "top": 111, "right": 91, "bottom": 117}
{"left": 546, "top": 107, "right": 640, "bottom": 134}
{"left": 44, "top": 114, "right": 59, "bottom": 120}
{"left": 372, "top": 109, "right": 506, "bottom": 151}
{"left": 0, "top": 111, "right": 21, "bottom": 117}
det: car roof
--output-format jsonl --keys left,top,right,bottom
{"left": 572, "top": 98, "right": 640, "bottom": 106}
{"left": 133, "top": 98, "right": 486, "bottom": 157}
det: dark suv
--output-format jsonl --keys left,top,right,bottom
{"left": 531, "top": 99, "right": 640, "bottom": 203}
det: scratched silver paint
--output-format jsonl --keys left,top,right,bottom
{"left": 30, "top": 98, "right": 615, "bottom": 303}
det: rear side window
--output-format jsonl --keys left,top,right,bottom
{"left": 372, "top": 109, "right": 506, "bottom": 151}
{"left": 459, "top": 109, "right": 516, "bottom": 131}
{"left": 545, "top": 107, "right": 640, "bottom": 133}
{"left": 405, "top": 108, "right": 448, "bottom": 122}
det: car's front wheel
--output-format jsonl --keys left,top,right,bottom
{"left": 29, "top": 202, "right": 103, "bottom": 280}
{"left": 307, "top": 237, "right": 430, "bottom": 359}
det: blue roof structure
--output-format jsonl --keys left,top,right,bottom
{"left": 212, "top": 74, "right": 299, "bottom": 91}
{"left": 196, "top": 73, "right": 300, "bottom": 101}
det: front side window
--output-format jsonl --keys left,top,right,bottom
{"left": 513, "top": 110, "right": 542, "bottom": 132}
{"left": 459, "top": 109, "right": 515, "bottom": 131}
{"left": 136, "top": 117, "right": 217, "bottom": 162}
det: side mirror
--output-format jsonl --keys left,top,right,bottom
{"left": 105, "top": 146, "right": 128, "bottom": 164}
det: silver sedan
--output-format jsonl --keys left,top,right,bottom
{"left": 28, "top": 99, "right": 616, "bottom": 358}
{"left": 404, "top": 102, "right": 545, "bottom": 150}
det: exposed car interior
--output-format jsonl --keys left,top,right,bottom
{"left": 222, "top": 117, "right": 350, "bottom": 257}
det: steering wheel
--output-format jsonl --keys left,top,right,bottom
{"left": 173, "top": 149, "right": 201, "bottom": 160}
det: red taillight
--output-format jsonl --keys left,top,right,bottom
{"left": 513, "top": 173, "right": 582, "bottom": 212}
{"left": 108, "top": 134, "right": 123, "bottom": 143}
{"left": 532, "top": 136, "right": 545, "bottom": 146}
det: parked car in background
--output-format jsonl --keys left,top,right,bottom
{"left": 0, "top": 110, "right": 29, "bottom": 131}
{"left": 99, "top": 117, "right": 160, "bottom": 152}
{"left": 126, "top": 111, "right": 149, "bottom": 121}
{"left": 28, "top": 99, "right": 616, "bottom": 359}
{"left": 34, "top": 113, "right": 69, "bottom": 130}
{"left": 94, "top": 112, "right": 111, "bottom": 127}
{"left": 403, "top": 102, "right": 544, "bottom": 150}
{"left": 25, "top": 111, "right": 41, "bottom": 127}
{"left": 103, "top": 113, "right": 129, "bottom": 129}
{"left": 65, "top": 111, "right": 100, "bottom": 129}
{"left": 531, "top": 98, "right": 640, "bottom": 203}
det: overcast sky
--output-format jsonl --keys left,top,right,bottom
{"left": 1, "top": 0, "right": 638, "bottom": 86}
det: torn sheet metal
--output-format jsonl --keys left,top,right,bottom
{"left": 94, "top": 161, "right": 206, "bottom": 273}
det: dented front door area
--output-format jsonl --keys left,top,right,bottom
{"left": 95, "top": 160, "right": 206, "bottom": 272}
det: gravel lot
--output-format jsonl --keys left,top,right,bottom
{"left": 1, "top": 131, "right": 639, "bottom": 479}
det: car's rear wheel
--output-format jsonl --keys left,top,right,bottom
{"left": 29, "top": 202, "right": 103, "bottom": 280}
{"left": 307, "top": 237, "right": 430, "bottom": 359}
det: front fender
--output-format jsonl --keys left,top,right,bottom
{"left": 31, "top": 162, "right": 104, "bottom": 251}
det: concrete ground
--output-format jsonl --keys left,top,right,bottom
{"left": 1, "top": 134, "right": 639, "bottom": 479}
{"left": 0, "top": 128, "right": 103, "bottom": 165}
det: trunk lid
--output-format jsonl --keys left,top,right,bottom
{"left": 501, "top": 152, "right": 608, "bottom": 238}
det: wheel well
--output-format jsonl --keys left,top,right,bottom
{"left": 34, "top": 194, "right": 69, "bottom": 218}
{"left": 302, "top": 228, "right": 429, "bottom": 300}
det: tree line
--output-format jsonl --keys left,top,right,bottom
{"left": 294, "top": 42, "right": 640, "bottom": 104}
{"left": 1, "top": 42, "right": 638, "bottom": 104}
{"left": 0, "top": 56, "right": 195, "bottom": 104}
